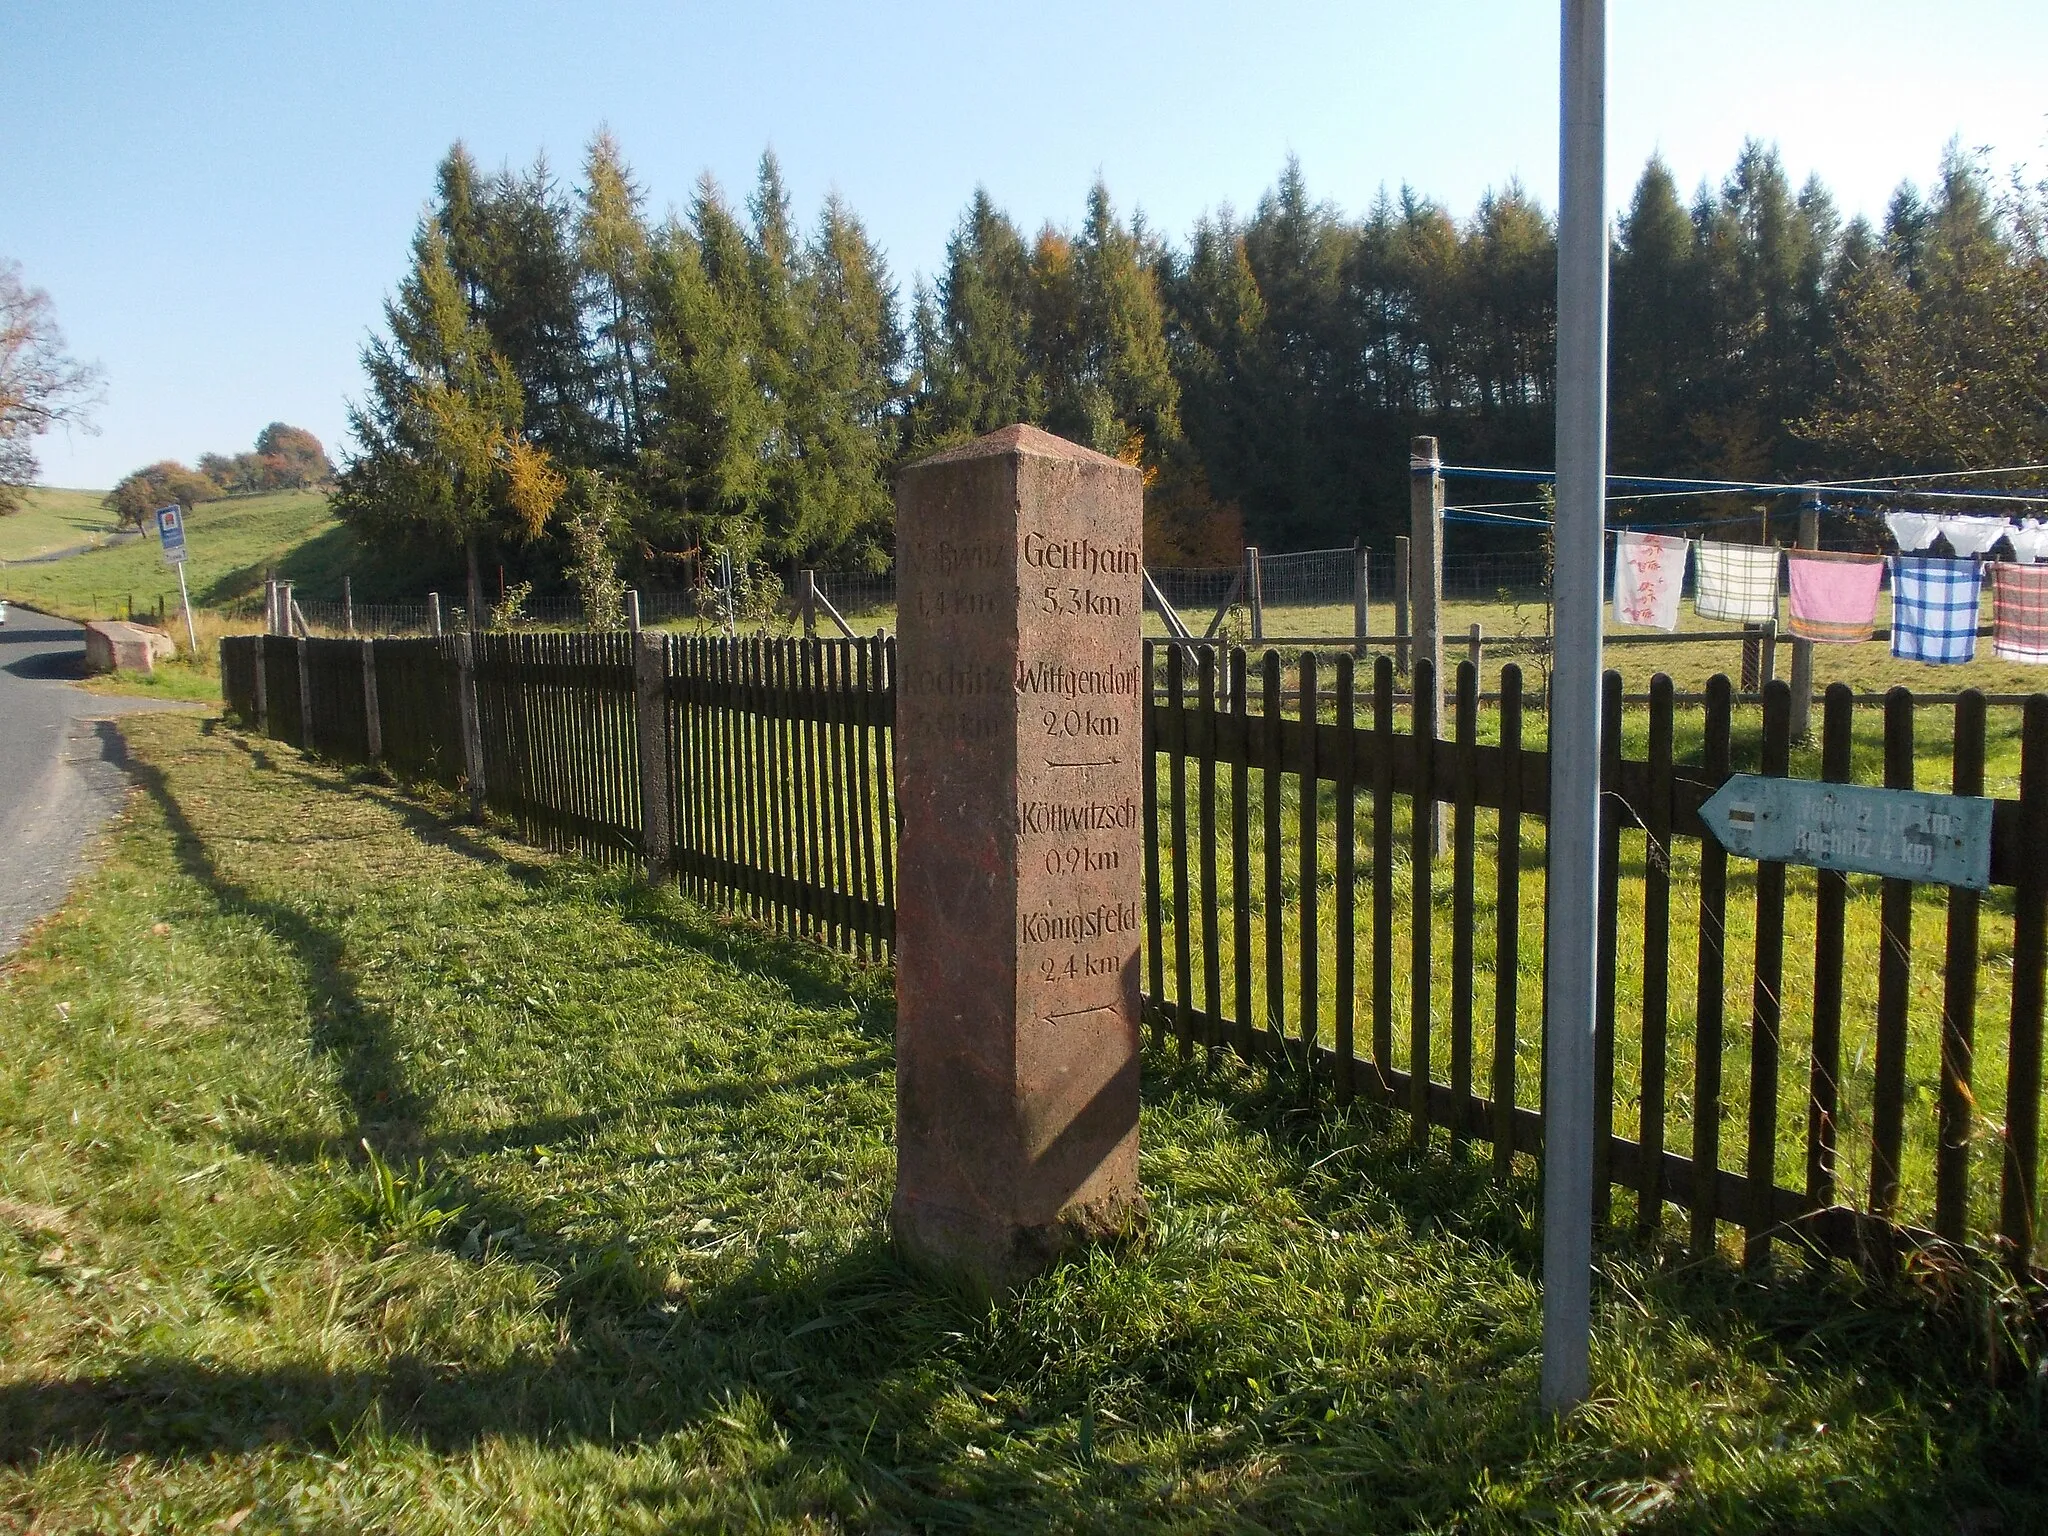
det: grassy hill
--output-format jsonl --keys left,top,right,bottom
{"left": 0, "top": 489, "right": 449, "bottom": 621}
{"left": 0, "top": 487, "right": 122, "bottom": 562}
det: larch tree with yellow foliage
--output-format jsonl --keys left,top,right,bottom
{"left": 335, "top": 220, "right": 567, "bottom": 621}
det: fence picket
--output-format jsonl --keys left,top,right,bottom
{"left": 1333, "top": 653, "right": 1357, "bottom": 1104}
{"left": 1638, "top": 673, "right": 1674, "bottom": 1238}
{"left": 1691, "top": 674, "right": 1734, "bottom": 1257}
{"left": 1450, "top": 660, "right": 1478, "bottom": 1144}
{"left": 1871, "top": 689, "right": 1916, "bottom": 1228}
{"left": 1409, "top": 657, "right": 1436, "bottom": 1141}
{"left": 1745, "top": 681, "right": 1793, "bottom": 1269}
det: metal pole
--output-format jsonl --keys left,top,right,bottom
{"left": 1543, "top": 0, "right": 1608, "bottom": 1413}
{"left": 175, "top": 562, "right": 198, "bottom": 657}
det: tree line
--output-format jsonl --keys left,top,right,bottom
{"left": 103, "top": 423, "right": 333, "bottom": 527}
{"left": 337, "top": 132, "right": 2048, "bottom": 606}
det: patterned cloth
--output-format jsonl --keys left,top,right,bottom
{"left": 1611, "top": 531, "right": 1687, "bottom": 630}
{"left": 1787, "top": 550, "right": 1885, "bottom": 643}
{"left": 1992, "top": 562, "right": 2048, "bottom": 664}
{"left": 1886, "top": 511, "right": 1944, "bottom": 552}
{"left": 1693, "top": 540, "right": 1781, "bottom": 623}
{"left": 1938, "top": 516, "right": 2011, "bottom": 558}
{"left": 1889, "top": 556, "right": 1984, "bottom": 664}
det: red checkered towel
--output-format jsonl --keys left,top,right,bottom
{"left": 1992, "top": 562, "right": 2048, "bottom": 664}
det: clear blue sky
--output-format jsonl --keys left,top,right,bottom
{"left": 5, "top": 0, "right": 2044, "bottom": 491}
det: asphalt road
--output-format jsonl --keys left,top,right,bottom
{"left": 0, "top": 609, "right": 191, "bottom": 953}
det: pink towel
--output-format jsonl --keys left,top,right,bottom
{"left": 1786, "top": 551, "right": 1884, "bottom": 643}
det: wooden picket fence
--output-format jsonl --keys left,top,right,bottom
{"left": 217, "top": 630, "right": 2048, "bottom": 1278}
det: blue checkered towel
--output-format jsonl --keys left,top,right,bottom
{"left": 1889, "top": 556, "right": 1984, "bottom": 664}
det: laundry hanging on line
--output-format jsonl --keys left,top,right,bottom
{"left": 1885, "top": 511, "right": 1944, "bottom": 553}
{"left": 1937, "top": 516, "right": 2012, "bottom": 558}
{"left": 1992, "top": 563, "right": 2048, "bottom": 665}
{"left": 1692, "top": 540, "right": 1781, "bottom": 624}
{"left": 1888, "top": 556, "right": 1984, "bottom": 664}
{"left": 2010, "top": 522, "right": 2048, "bottom": 564}
{"left": 1786, "top": 550, "right": 1885, "bottom": 643}
{"left": 1611, "top": 531, "right": 1687, "bottom": 631}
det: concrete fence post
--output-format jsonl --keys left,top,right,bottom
{"left": 429, "top": 592, "right": 443, "bottom": 637}
{"left": 1245, "top": 545, "right": 1264, "bottom": 643}
{"left": 1409, "top": 435, "right": 1445, "bottom": 725}
{"left": 626, "top": 589, "right": 642, "bottom": 634}
{"left": 634, "top": 631, "right": 672, "bottom": 885}
{"left": 361, "top": 639, "right": 382, "bottom": 765}
{"left": 1352, "top": 542, "right": 1369, "bottom": 656}
{"left": 1789, "top": 503, "right": 1818, "bottom": 738}
{"left": 344, "top": 575, "right": 355, "bottom": 637}
{"left": 454, "top": 630, "right": 485, "bottom": 819}
{"left": 1394, "top": 535, "right": 1412, "bottom": 677}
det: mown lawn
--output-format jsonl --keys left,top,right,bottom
{"left": 0, "top": 488, "right": 120, "bottom": 563}
{"left": 2, "top": 712, "right": 2044, "bottom": 1532}
{"left": 0, "top": 490, "right": 443, "bottom": 623}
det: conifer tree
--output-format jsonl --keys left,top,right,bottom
{"left": 778, "top": 194, "right": 901, "bottom": 568}
{"left": 577, "top": 128, "right": 651, "bottom": 460}
{"left": 334, "top": 221, "right": 566, "bottom": 617}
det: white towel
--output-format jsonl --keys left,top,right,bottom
{"left": 1885, "top": 511, "right": 1943, "bottom": 552}
{"left": 1611, "top": 531, "right": 1687, "bottom": 631}
{"left": 1938, "top": 516, "right": 2012, "bottom": 558}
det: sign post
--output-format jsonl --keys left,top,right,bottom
{"left": 1544, "top": 0, "right": 1608, "bottom": 1412}
{"left": 155, "top": 504, "right": 199, "bottom": 656}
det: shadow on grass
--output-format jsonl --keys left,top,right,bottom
{"left": 2, "top": 728, "right": 2043, "bottom": 1529}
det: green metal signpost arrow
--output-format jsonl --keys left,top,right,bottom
{"left": 1698, "top": 775, "right": 1994, "bottom": 890}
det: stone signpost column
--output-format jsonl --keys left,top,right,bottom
{"left": 893, "top": 424, "right": 1148, "bottom": 1290}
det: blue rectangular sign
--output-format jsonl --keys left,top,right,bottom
{"left": 1700, "top": 774, "right": 1993, "bottom": 890}
{"left": 155, "top": 504, "right": 187, "bottom": 564}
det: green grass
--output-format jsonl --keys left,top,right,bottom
{"left": 3, "top": 713, "right": 2045, "bottom": 1530}
{"left": 0, "top": 490, "right": 439, "bottom": 622}
{"left": 0, "top": 487, "right": 120, "bottom": 562}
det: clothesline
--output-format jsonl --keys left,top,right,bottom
{"left": 1437, "top": 462, "right": 2048, "bottom": 506}
{"left": 1607, "top": 531, "right": 2048, "bottom": 667}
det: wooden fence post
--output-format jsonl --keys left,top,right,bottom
{"left": 1760, "top": 618, "right": 1778, "bottom": 687}
{"left": 295, "top": 635, "right": 313, "bottom": 752}
{"left": 1245, "top": 546, "right": 1264, "bottom": 643}
{"left": 1468, "top": 622, "right": 1483, "bottom": 675}
{"left": 361, "top": 639, "right": 382, "bottom": 765}
{"left": 1394, "top": 535, "right": 1411, "bottom": 676}
{"left": 454, "top": 630, "right": 485, "bottom": 819}
{"left": 634, "top": 630, "right": 671, "bottom": 884}
{"left": 344, "top": 575, "right": 355, "bottom": 638}
{"left": 1789, "top": 502, "right": 1818, "bottom": 738}
{"left": 800, "top": 569, "right": 817, "bottom": 638}
{"left": 429, "top": 592, "right": 443, "bottom": 637}
{"left": 253, "top": 634, "right": 268, "bottom": 734}
{"left": 1352, "top": 542, "right": 1369, "bottom": 655}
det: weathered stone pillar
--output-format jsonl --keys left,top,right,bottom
{"left": 892, "top": 424, "right": 1148, "bottom": 1290}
